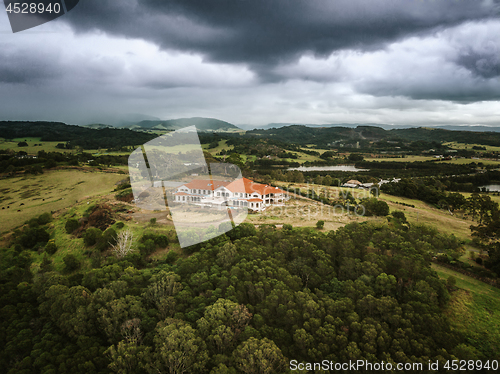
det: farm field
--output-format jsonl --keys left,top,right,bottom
{"left": 445, "top": 142, "right": 500, "bottom": 153}
{"left": 0, "top": 137, "right": 134, "bottom": 156}
{"left": 0, "top": 170, "right": 124, "bottom": 232}
{"left": 0, "top": 137, "right": 71, "bottom": 154}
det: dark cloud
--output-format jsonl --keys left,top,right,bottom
{"left": 457, "top": 49, "right": 500, "bottom": 79}
{"left": 0, "top": 45, "right": 59, "bottom": 84}
{"left": 62, "top": 0, "right": 500, "bottom": 78}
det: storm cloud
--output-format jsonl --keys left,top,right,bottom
{"left": 0, "top": 0, "right": 499, "bottom": 126}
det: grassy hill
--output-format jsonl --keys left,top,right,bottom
{"left": 125, "top": 117, "right": 241, "bottom": 132}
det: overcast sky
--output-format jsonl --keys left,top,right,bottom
{"left": 1, "top": 0, "right": 499, "bottom": 127}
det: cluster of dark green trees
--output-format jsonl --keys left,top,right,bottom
{"left": 2, "top": 213, "right": 494, "bottom": 374}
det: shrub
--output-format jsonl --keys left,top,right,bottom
{"left": 65, "top": 218, "right": 80, "bottom": 234}
{"left": 19, "top": 227, "right": 50, "bottom": 249}
{"left": 45, "top": 240, "right": 57, "bottom": 255}
{"left": 103, "top": 228, "right": 118, "bottom": 246}
{"left": 391, "top": 211, "right": 407, "bottom": 223}
{"left": 155, "top": 234, "right": 169, "bottom": 248}
{"left": 282, "top": 224, "right": 293, "bottom": 231}
{"left": 475, "top": 257, "right": 483, "bottom": 265}
{"left": 83, "top": 228, "right": 103, "bottom": 246}
{"left": 166, "top": 250, "right": 179, "bottom": 264}
{"left": 446, "top": 276, "right": 457, "bottom": 289}
{"left": 316, "top": 220, "right": 325, "bottom": 229}
{"left": 115, "top": 222, "right": 125, "bottom": 229}
{"left": 63, "top": 254, "right": 80, "bottom": 272}
{"left": 87, "top": 204, "right": 114, "bottom": 230}
{"left": 115, "top": 188, "right": 133, "bottom": 202}
{"left": 150, "top": 218, "right": 157, "bottom": 225}
{"left": 140, "top": 239, "right": 156, "bottom": 257}
{"left": 37, "top": 212, "right": 52, "bottom": 225}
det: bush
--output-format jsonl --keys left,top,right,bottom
{"left": 140, "top": 233, "right": 169, "bottom": 248}
{"left": 103, "top": 228, "right": 118, "bottom": 246}
{"left": 447, "top": 276, "right": 457, "bottom": 289}
{"left": 115, "top": 188, "right": 133, "bottom": 202}
{"left": 19, "top": 227, "right": 50, "bottom": 249}
{"left": 83, "top": 228, "right": 103, "bottom": 247}
{"left": 45, "top": 240, "right": 57, "bottom": 255}
{"left": 115, "top": 222, "right": 125, "bottom": 229}
{"left": 37, "top": 212, "right": 52, "bottom": 225}
{"left": 282, "top": 224, "right": 293, "bottom": 231}
{"left": 475, "top": 257, "right": 483, "bottom": 265}
{"left": 316, "top": 220, "right": 325, "bottom": 229}
{"left": 65, "top": 218, "right": 80, "bottom": 234}
{"left": 391, "top": 211, "right": 407, "bottom": 223}
{"left": 63, "top": 254, "right": 80, "bottom": 272}
{"left": 166, "top": 250, "right": 179, "bottom": 264}
{"left": 139, "top": 239, "right": 156, "bottom": 257}
{"left": 150, "top": 218, "right": 157, "bottom": 225}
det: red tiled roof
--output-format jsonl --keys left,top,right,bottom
{"left": 179, "top": 178, "right": 286, "bottom": 196}
{"left": 224, "top": 178, "right": 285, "bottom": 195}
{"left": 247, "top": 198, "right": 263, "bottom": 202}
{"left": 182, "top": 179, "right": 230, "bottom": 190}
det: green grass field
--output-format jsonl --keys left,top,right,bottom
{"left": 0, "top": 137, "right": 136, "bottom": 156}
{"left": 0, "top": 170, "right": 124, "bottom": 232}
{"left": 0, "top": 137, "right": 71, "bottom": 154}
{"left": 432, "top": 263, "right": 500, "bottom": 358}
{"left": 445, "top": 142, "right": 500, "bottom": 153}
{"left": 202, "top": 140, "right": 234, "bottom": 154}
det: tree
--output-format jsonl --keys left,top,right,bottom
{"left": 233, "top": 337, "right": 287, "bottom": 374}
{"left": 197, "top": 299, "right": 252, "bottom": 354}
{"left": 316, "top": 220, "right": 325, "bottom": 229}
{"left": 348, "top": 153, "right": 364, "bottom": 162}
{"left": 106, "top": 340, "right": 151, "bottom": 374}
{"left": 151, "top": 319, "right": 209, "bottom": 374}
{"left": 111, "top": 230, "right": 135, "bottom": 258}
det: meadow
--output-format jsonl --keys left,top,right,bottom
{"left": 0, "top": 170, "right": 124, "bottom": 233}
{"left": 432, "top": 263, "right": 500, "bottom": 358}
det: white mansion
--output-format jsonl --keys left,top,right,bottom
{"left": 173, "top": 177, "right": 288, "bottom": 211}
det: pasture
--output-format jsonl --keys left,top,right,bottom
{"left": 0, "top": 170, "right": 124, "bottom": 232}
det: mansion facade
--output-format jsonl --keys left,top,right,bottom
{"left": 173, "top": 177, "right": 288, "bottom": 211}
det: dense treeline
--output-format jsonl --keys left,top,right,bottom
{"left": 2, "top": 213, "right": 494, "bottom": 373}
{"left": 0, "top": 121, "right": 155, "bottom": 149}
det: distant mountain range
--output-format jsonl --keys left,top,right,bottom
{"left": 245, "top": 124, "right": 500, "bottom": 147}
{"left": 238, "top": 123, "right": 500, "bottom": 132}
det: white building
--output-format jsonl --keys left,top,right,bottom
{"left": 173, "top": 177, "right": 288, "bottom": 211}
